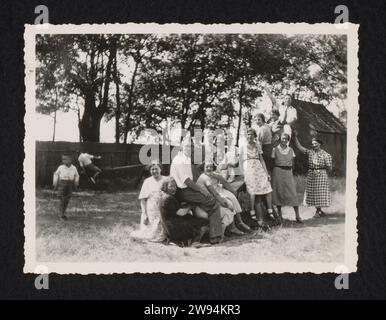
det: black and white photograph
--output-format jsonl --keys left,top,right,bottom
{"left": 23, "top": 23, "right": 358, "bottom": 274}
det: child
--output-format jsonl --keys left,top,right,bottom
{"left": 268, "top": 109, "right": 283, "bottom": 147}
{"left": 218, "top": 145, "right": 240, "bottom": 183}
{"left": 53, "top": 154, "right": 80, "bottom": 220}
{"left": 77, "top": 151, "right": 102, "bottom": 184}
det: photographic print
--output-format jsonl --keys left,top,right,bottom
{"left": 23, "top": 23, "right": 359, "bottom": 274}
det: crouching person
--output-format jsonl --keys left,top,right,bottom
{"left": 53, "top": 154, "right": 79, "bottom": 221}
{"left": 160, "top": 177, "right": 209, "bottom": 247}
{"left": 170, "top": 138, "right": 223, "bottom": 244}
{"left": 77, "top": 150, "right": 102, "bottom": 184}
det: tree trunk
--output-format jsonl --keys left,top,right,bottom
{"left": 113, "top": 52, "right": 121, "bottom": 144}
{"left": 235, "top": 79, "right": 245, "bottom": 146}
{"left": 247, "top": 108, "right": 252, "bottom": 127}
{"left": 123, "top": 56, "right": 140, "bottom": 144}
{"left": 77, "top": 107, "right": 82, "bottom": 143}
{"left": 80, "top": 115, "right": 102, "bottom": 142}
{"left": 52, "top": 109, "right": 57, "bottom": 142}
{"left": 79, "top": 91, "right": 102, "bottom": 142}
{"left": 79, "top": 37, "right": 116, "bottom": 142}
{"left": 52, "top": 87, "right": 58, "bottom": 142}
{"left": 123, "top": 129, "right": 129, "bottom": 144}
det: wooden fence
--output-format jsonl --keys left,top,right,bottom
{"left": 35, "top": 141, "right": 173, "bottom": 188}
{"left": 36, "top": 137, "right": 346, "bottom": 190}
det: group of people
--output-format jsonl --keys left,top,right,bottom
{"left": 130, "top": 141, "right": 249, "bottom": 247}
{"left": 130, "top": 104, "right": 333, "bottom": 247}
{"left": 52, "top": 88, "right": 333, "bottom": 247}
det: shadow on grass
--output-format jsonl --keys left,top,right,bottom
{"left": 280, "top": 212, "right": 345, "bottom": 229}
{"left": 220, "top": 231, "right": 264, "bottom": 247}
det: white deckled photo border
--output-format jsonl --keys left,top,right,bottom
{"left": 24, "top": 22, "right": 359, "bottom": 274}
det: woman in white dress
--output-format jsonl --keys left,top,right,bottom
{"left": 196, "top": 162, "right": 250, "bottom": 235}
{"left": 130, "top": 162, "right": 167, "bottom": 242}
{"left": 240, "top": 128, "right": 278, "bottom": 228}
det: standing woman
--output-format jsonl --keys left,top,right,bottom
{"left": 293, "top": 131, "right": 333, "bottom": 217}
{"left": 255, "top": 113, "right": 273, "bottom": 172}
{"left": 271, "top": 133, "right": 302, "bottom": 223}
{"left": 240, "top": 128, "right": 274, "bottom": 228}
{"left": 130, "top": 161, "right": 167, "bottom": 242}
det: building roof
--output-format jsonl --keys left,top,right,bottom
{"left": 293, "top": 100, "right": 346, "bottom": 134}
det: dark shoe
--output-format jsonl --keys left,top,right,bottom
{"left": 191, "top": 242, "right": 211, "bottom": 248}
{"left": 229, "top": 226, "right": 245, "bottom": 236}
{"left": 257, "top": 221, "right": 271, "bottom": 232}
{"left": 296, "top": 217, "right": 304, "bottom": 224}
{"left": 250, "top": 210, "right": 257, "bottom": 220}
{"left": 60, "top": 216, "right": 68, "bottom": 221}
{"left": 238, "top": 222, "right": 252, "bottom": 233}
{"left": 318, "top": 210, "right": 327, "bottom": 217}
{"left": 210, "top": 236, "right": 223, "bottom": 245}
{"left": 272, "top": 214, "right": 282, "bottom": 226}
{"left": 313, "top": 212, "right": 322, "bottom": 218}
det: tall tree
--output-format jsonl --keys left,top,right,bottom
{"left": 112, "top": 35, "right": 122, "bottom": 143}
{"left": 119, "top": 34, "right": 158, "bottom": 143}
{"left": 36, "top": 33, "right": 347, "bottom": 143}
{"left": 278, "top": 34, "right": 347, "bottom": 104}
{"left": 36, "top": 35, "right": 73, "bottom": 141}
{"left": 36, "top": 34, "right": 119, "bottom": 142}
{"left": 215, "top": 34, "right": 290, "bottom": 142}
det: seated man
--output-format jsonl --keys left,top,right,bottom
{"left": 170, "top": 138, "right": 223, "bottom": 244}
{"left": 77, "top": 150, "right": 102, "bottom": 184}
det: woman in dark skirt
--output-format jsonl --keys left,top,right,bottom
{"left": 159, "top": 177, "right": 209, "bottom": 247}
{"left": 271, "top": 133, "right": 302, "bottom": 223}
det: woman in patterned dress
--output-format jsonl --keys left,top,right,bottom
{"left": 130, "top": 162, "right": 167, "bottom": 242}
{"left": 240, "top": 128, "right": 275, "bottom": 228}
{"left": 271, "top": 133, "right": 302, "bottom": 223}
{"left": 197, "top": 162, "right": 251, "bottom": 234}
{"left": 293, "top": 131, "right": 332, "bottom": 217}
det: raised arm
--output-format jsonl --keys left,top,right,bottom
{"left": 292, "top": 131, "right": 308, "bottom": 154}
{"left": 264, "top": 85, "right": 279, "bottom": 108}
{"left": 279, "top": 107, "right": 288, "bottom": 125}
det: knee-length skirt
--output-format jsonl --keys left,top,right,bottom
{"left": 304, "top": 169, "right": 331, "bottom": 207}
{"left": 213, "top": 187, "right": 243, "bottom": 213}
{"left": 272, "top": 167, "right": 298, "bottom": 206}
{"left": 243, "top": 159, "right": 272, "bottom": 195}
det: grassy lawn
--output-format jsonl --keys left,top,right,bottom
{"left": 35, "top": 176, "right": 346, "bottom": 263}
